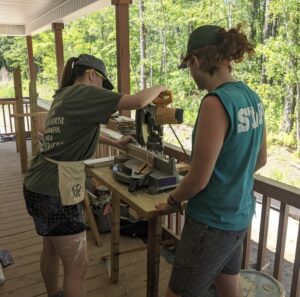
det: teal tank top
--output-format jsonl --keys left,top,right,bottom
{"left": 187, "top": 81, "right": 264, "bottom": 231}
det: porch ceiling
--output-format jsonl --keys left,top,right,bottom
{"left": 0, "top": 0, "right": 111, "bottom": 36}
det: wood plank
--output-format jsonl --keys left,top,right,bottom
{"left": 256, "top": 195, "right": 271, "bottom": 270}
{"left": 291, "top": 224, "right": 300, "bottom": 297}
{"left": 242, "top": 226, "right": 251, "bottom": 269}
{"left": 147, "top": 216, "right": 162, "bottom": 297}
{"left": 87, "top": 166, "right": 168, "bottom": 218}
{"left": 111, "top": 191, "right": 121, "bottom": 283}
{"left": 273, "top": 203, "right": 289, "bottom": 281}
{"left": 13, "top": 66, "right": 28, "bottom": 173}
{"left": 254, "top": 174, "right": 300, "bottom": 208}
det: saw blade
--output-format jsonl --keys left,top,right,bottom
{"left": 135, "top": 109, "right": 148, "bottom": 146}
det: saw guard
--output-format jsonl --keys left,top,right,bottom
{"left": 135, "top": 108, "right": 148, "bottom": 146}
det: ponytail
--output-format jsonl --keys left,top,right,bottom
{"left": 59, "top": 57, "right": 78, "bottom": 90}
{"left": 56, "top": 57, "right": 90, "bottom": 94}
{"left": 217, "top": 24, "right": 254, "bottom": 63}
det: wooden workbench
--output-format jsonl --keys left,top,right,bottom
{"left": 87, "top": 165, "right": 170, "bottom": 297}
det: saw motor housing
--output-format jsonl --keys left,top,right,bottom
{"left": 112, "top": 91, "right": 184, "bottom": 194}
{"left": 136, "top": 91, "right": 184, "bottom": 153}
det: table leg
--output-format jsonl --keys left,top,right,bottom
{"left": 83, "top": 192, "right": 102, "bottom": 247}
{"left": 147, "top": 216, "right": 162, "bottom": 297}
{"left": 111, "top": 192, "right": 120, "bottom": 283}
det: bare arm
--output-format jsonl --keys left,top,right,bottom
{"left": 99, "top": 135, "right": 134, "bottom": 150}
{"left": 99, "top": 135, "right": 118, "bottom": 147}
{"left": 171, "top": 96, "right": 229, "bottom": 203}
{"left": 116, "top": 85, "right": 166, "bottom": 110}
{"left": 255, "top": 124, "right": 267, "bottom": 172}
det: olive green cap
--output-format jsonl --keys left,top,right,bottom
{"left": 179, "top": 25, "right": 222, "bottom": 69}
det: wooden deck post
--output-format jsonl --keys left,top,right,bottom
{"left": 242, "top": 225, "right": 252, "bottom": 269}
{"left": 112, "top": 0, "right": 132, "bottom": 118}
{"left": 147, "top": 216, "right": 162, "bottom": 297}
{"left": 13, "top": 66, "right": 28, "bottom": 173}
{"left": 26, "top": 36, "right": 36, "bottom": 81}
{"left": 291, "top": 223, "right": 300, "bottom": 297}
{"left": 52, "top": 23, "right": 65, "bottom": 87}
{"left": 111, "top": 191, "right": 120, "bottom": 283}
{"left": 29, "top": 80, "right": 39, "bottom": 155}
{"left": 26, "top": 35, "right": 39, "bottom": 155}
{"left": 256, "top": 195, "right": 271, "bottom": 270}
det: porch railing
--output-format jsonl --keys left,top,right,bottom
{"left": 3, "top": 97, "right": 299, "bottom": 297}
{"left": 0, "top": 97, "right": 31, "bottom": 135}
{"left": 94, "top": 141, "right": 300, "bottom": 297}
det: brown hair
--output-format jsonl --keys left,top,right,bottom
{"left": 56, "top": 57, "right": 91, "bottom": 94}
{"left": 185, "top": 24, "right": 254, "bottom": 75}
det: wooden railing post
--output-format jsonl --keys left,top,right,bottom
{"left": 29, "top": 80, "right": 39, "bottom": 155}
{"left": 112, "top": 0, "right": 132, "bottom": 118}
{"left": 291, "top": 224, "right": 300, "bottom": 297}
{"left": 256, "top": 195, "right": 271, "bottom": 271}
{"left": 13, "top": 100, "right": 19, "bottom": 152}
{"left": 273, "top": 203, "right": 289, "bottom": 281}
{"left": 52, "top": 23, "right": 65, "bottom": 87}
{"left": 13, "top": 66, "right": 28, "bottom": 173}
{"left": 26, "top": 35, "right": 36, "bottom": 81}
{"left": 242, "top": 225, "right": 252, "bottom": 269}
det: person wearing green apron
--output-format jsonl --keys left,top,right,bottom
{"left": 156, "top": 25, "right": 267, "bottom": 297}
{"left": 23, "top": 54, "right": 167, "bottom": 297}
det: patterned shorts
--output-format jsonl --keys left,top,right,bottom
{"left": 169, "top": 216, "right": 247, "bottom": 297}
{"left": 23, "top": 185, "right": 86, "bottom": 236}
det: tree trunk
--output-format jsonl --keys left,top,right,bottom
{"left": 282, "top": 86, "right": 296, "bottom": 134}
{"left": 282, "top": 0, "right": 300, "bottom": 151}
{"left": 249, "top": 0, "right": 261, "bottom": 41}
{"left": 224, "top": 0, "right": 233, "bottom": 28}
{"left": 296, "top": 86, "right": 300, "bottom": 153}
{"left": 139, "top": 0, "right": 146, "bottom": 89}
{"left": 260, "top": 0, "right": 268, "bottom": 83}
{"left": 160, "top": 0, "right": 167, "bottom": 82}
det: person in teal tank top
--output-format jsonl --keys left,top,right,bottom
{"left": 156, "top": 25, "right": 267, "bottom": 297}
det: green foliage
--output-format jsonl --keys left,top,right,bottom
{"left": 0, "top": 82, "right": 15, "bottom": 98}
{"left": 271, "top": 169, "right": 284, "bottom": 182}
{"left": 0, "top": 0, "right": 299, "bottom": 152}
{"left": 283, "top": 132, "right": 297, "bottom": 149}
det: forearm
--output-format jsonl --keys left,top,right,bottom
{"left": 170, "top": 172, "right": 206, "bottom": 203}
{"left": 134, "top": 86, "right": 164, "bottom": 106}
{"left": 99, "top": 135, "right": 117, "bottom": 147}
{"left": 117, "top": 86, "right": 165, "bottom": 110}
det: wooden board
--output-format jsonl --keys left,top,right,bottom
{"left": 87, "top": 166, "right": 169, "bottom": 218}
{"left": 84, "top": 156, "right": 114, "bottom": 168}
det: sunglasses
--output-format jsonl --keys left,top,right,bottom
{"left": 86, "top": 69, "right": 104, "bottom": 79}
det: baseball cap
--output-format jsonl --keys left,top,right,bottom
{"left": 179, "top": 25, "right": 223, "bottom": 69}
{"left": 75, "top": 54, "right": 114, "bottom": 90}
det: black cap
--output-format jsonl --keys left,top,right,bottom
{"left": 179, "top": 25, "right": 222, "bottom": 69}
{"left": 75, "top": 54, "right": 114, "bottom": 90}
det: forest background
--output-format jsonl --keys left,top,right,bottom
{"left": 0, "top": 0, "right": 299, "bottom": 186}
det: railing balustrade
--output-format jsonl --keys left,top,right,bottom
{"left": 0, "top": 97, "right": 31, "bottom": 135}
{"left": 93, "top": 140, "right": 300, "bottom": 297}
{"left": 2, "top": 96, "right": 298, "bottom": 296}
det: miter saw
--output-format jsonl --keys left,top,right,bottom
{"left": 112, "top": 91, "right": 184, "bottom": 194}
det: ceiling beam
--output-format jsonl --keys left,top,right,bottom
{"left": 0, "top": 0, "right": 111, "bottom": 36}
{"left": 0, "top": 25, "right": 25, "bottom": 36}
{"left": 25, "top": 0, "right": 111, "bottom": 35}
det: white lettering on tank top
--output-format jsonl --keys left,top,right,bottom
{"left": 238, "top": 102, "right": 264, "bottom": 133}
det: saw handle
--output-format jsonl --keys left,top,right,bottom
{"left": 153, "top": 90, "right": 173, "bottom": 106}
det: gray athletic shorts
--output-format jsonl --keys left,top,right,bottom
{"left": 169, "top": 216, "right": 247, "bottom": 297}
